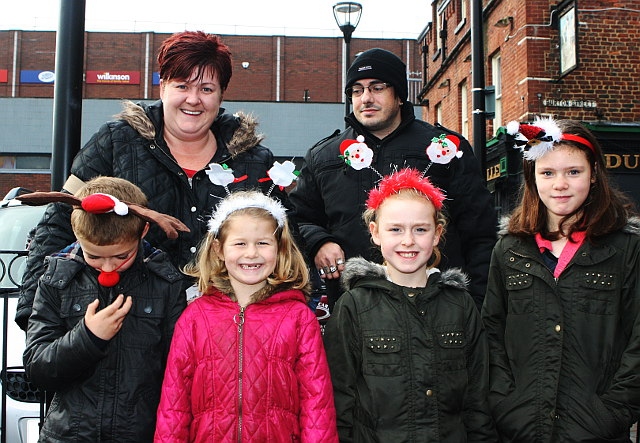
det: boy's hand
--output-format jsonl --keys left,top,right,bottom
{"left": 84, "top": 294, "right": 133, "bottom": 341}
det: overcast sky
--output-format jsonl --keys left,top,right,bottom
{"left": 1, "top": 0, "right": 432, "bottom": 39}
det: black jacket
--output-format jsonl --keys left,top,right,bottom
{"left": 482, "top": 218, "right": 640, "bottom": 442}
{"left": 23, "top": 241, "right": 186, "bottom": 442}
{"left": 289, "top": 103, "right": 497, "bottom": 309}
{"left": 324, "top": 257, "right": 495, "bottom": 442}
{"left": 17, "top": 100, "right": 284, "bottom": 330}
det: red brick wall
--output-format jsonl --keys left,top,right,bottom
{"left": 419, "top": 0, "right": 640, "bottom": 146}
{"left": 550, "top": 5, "right": 640, "bottom": 121}
{"left": 0, "top": 173, "right": 51, "bottom": 196}
{"left": 84, "top": 32, "right": 150, "bottom": 99}
{"left": 419, "top": 0, "right": 473, "bottom": 129}
{"left": 0, "top": 31, "right": 418, "bottom": 104}
{"left": 224, "top": 35, "right": 280, "bottom": 102}
{"left": 1, "top": 31, "right": 57, "bottom": 98}
{"left": 0, "top": 32, "right": 14, "bottom": 97}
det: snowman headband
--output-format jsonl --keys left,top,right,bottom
{"left": 507, "top": 117, "right": 595, "bottom": 161}
{"left": 16, "top": 191, "right": 190, "bottom": 239}
{"left": 208, "top": 192, "right": 287, "bottom": 236}
{"left": 366, "top": 168, "right": 446, "bottom": 211}
{"left": 206, "top": 160, "right": 299, "bottom": 196}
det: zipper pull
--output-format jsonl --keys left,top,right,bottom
{"left": 233, "top": 306, "right": 245, "bottom": 333}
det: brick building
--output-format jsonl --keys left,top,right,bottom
{"left": 0, "top": 30, "right": 423, "bottom": 193}
{"left": 0, "top": 30, "right": 421, "bottom": 103}
{"left": 2, "top": 7, "right": 639, "bottom": 204}
{"left": 418, "top": 0, "right": 640, "bottom": 213}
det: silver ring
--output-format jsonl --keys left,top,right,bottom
{"left": 336, "top": 258, "right": 345, "bottom": 265}
{"left": 318, "top": 268, "right": 325, "bottom": 276}
{"left": 329, "top": 266, "right": 338, "bottom": 273}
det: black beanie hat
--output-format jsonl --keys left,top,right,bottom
{"left": 346, "top": 48, "right": 408, "bottom": 101}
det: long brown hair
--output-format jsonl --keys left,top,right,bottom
{"left": 509, "top": 119, "right": 632, "bottom": 240}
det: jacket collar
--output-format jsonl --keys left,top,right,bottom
{"left": 498, "top": 215, "right": 640, "bottom": 238}
{"left": 205, "top": 285, "right": 306, "bottom": 306}
{"left": 340, "top": 256, "right": 469, "bottom": 293}
{"left": 114, "top": 100, "right": 264, "bottom": 158}
{"left": 45, "top": 240, "right": 179, "bottom": 288}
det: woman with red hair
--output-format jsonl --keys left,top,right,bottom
{"left": 17, "top": 31, "right": 286, "bottom": 330}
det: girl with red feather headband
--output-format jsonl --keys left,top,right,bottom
{"left": 324, "top": 168, "right": 495, "bottom": 441}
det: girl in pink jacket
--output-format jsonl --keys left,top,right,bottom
{"left": 155, "top": 190, "right": 338, "bottom": 443}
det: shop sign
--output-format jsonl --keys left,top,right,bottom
{"left": 486, "top": 157, "right": 507, "bottom": 181}
{"left": 20, "top": 70, "right": 55, "bottom": 84}
{"left": 86, "top": 71, "right": 140, "bottom": 84}
{"left": 604, "top": 153, "right": 640, "bottom": 173}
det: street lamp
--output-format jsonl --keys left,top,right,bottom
{"left": 333, "top": 2, "right": 362, "bottom": 119}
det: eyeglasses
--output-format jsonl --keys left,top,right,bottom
{"left": 346, "top": 82, "right": 392, "bottom": 98}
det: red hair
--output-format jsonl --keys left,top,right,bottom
{"left": 157, "top": 31, "right": 232, "bottom": 91}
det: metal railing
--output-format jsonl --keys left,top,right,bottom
{"left": 0, "top": 250, "right": 43, "bottom": 443}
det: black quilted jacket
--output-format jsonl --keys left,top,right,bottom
{"left": 482, "top": 219, "right": 640, "bottom": 441}
{"left": 17, "top": 100, "right": 284, "bottom": 331}
{"left": 24, "top": 241, "right": 186, "bottom": 442}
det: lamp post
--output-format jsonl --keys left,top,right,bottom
{"left": 471, "top": 0, "right": 486, "bottom": 173}
{"left": 333, "top": 2, "right": 362, "bottom": 119}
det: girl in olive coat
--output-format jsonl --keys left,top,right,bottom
{"left": 483, "top": 118, "right": 640, "bottom": 442}
{"left": 325, "top": 169, "right": 495, "bottom": 442}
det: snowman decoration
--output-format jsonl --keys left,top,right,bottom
{"left": 205, "top": 163, "right": 248, "bottom": 194}
{"left": 259, "top": 160, "right": 299, "bottom": 194}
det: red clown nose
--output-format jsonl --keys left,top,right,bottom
{"left": 98, "top": 271, "right": 121, "bottom": 287}
{"left": 95, "top": 248, "right": 137, "bottom": 287}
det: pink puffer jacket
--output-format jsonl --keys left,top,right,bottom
{"left": 155, "top": 287, "right": 338, "bottom": 443}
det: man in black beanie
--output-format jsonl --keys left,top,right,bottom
{"left": 289, "top": 48, "right": 497, "bottom": 312}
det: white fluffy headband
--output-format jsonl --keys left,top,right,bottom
{"left": 208, "top": 192, "right": 287, "bottom": 236}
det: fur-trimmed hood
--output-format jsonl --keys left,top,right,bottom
{"left": 114, "top": 100, "right": 265, "bottom": 158}
{"left": 497, "top": 215, "right": 640, "bottom": 238}
{"left": 625, "top": 217, "right": 640, "bottom": 235}
{"left": 207, "top": 280, "right": 304, "bottom": 305}
{"left": 340, "top": 256, "right": 469, "bottom": 292}
{"left": 497, "top": 215, "right": 510, "bottom": 237}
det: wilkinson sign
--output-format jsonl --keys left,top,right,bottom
{"left": 86, "top": 71, "right": 140, "bottom": 85}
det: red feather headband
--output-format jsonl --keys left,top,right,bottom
{"left": 366, "top": 168, "right": 446, "bottom": 211}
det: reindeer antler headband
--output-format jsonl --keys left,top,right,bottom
{"left": 16, "top": 191, "right": 190, "bottom": 239}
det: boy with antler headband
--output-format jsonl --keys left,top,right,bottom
{"left": 20, "top": 176, "right": 190, "bottom": 443}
